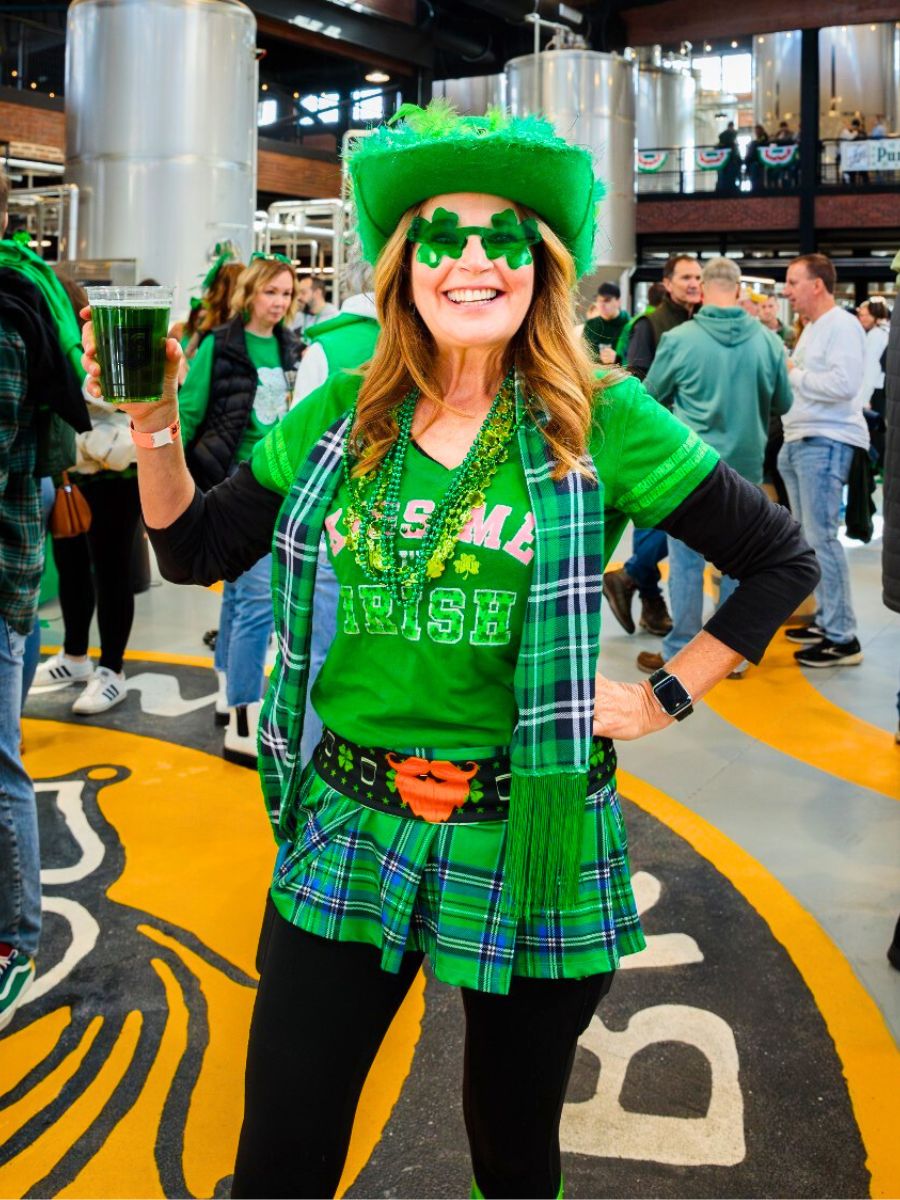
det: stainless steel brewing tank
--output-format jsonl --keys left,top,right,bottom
{"left": 66, "top": 0, "right": 257, "bottom": 314}
{"left": 637, "top": 65, "right": 696, "bottom": 149}
{"left": 506, "top": 50, "right": 636, "bottom": 282}
{"left": 753, "top": 23, "right": 900, "bottom": 139}
{"left": 433, "top": 75, "right": 507, "bottom": 114}
{"left": 636, "top": 65, "right": 696, "bottom": 194}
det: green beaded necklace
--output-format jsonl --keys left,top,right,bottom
{"left": 343, "top": 370, "right": 520, "bottom": 610}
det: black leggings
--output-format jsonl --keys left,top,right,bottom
{"left": 52, "top": 474, "right": 142, "bottom": 673}
{"left": 232, "top": 909, "right": 613, "bottom": 1199}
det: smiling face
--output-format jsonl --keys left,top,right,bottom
{"left": 410, "top": 193, "right": 536, "bottom": 355}
{"left": 248, "top": 268, "right": 294, "bottom": 331}
{"left": 664, "top": 257, "right": 702, "bottom": 309}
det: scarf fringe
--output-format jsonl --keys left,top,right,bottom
{"left": 504, "top": 771, "right": 588, "bottom": 917}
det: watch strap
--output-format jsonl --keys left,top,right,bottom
{"left": 130, "top": 418, "right": 180, "bottom": 449}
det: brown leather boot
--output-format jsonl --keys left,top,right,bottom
{"left": 602, "top": 568, "right": 637, "bottom": 634}
{"left": 639, "top": 593, "right": 673, "bottom": 637}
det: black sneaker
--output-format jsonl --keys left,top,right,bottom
{"left": 794, "top": 637, "right": 863, "bottom": 668}
{"left": 785, "top": 622, "right": 826, "bottom": 645}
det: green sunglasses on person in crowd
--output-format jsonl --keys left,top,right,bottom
{"left": 407, "top": 208, "right": 542, "bottom": 270}
{"left": 250, "top": 251, "right": 294, "bottom": 267}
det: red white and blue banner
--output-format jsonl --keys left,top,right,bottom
{"left": 636, "top": 150, "right": 669, "bottom": 173}
{"left": 696, "top": 147, "right": 731, "bottom": 171}
{"left": 758, "top": 144, "right": 798, "bottom": 168}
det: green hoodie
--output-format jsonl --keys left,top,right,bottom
{"left": 644, "top": 305, "right": 791, "bottom": 484}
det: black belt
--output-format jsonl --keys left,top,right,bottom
{"left": 312, "top": 728, "right": 616, "bottom": 824}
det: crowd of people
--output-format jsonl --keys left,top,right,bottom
{"left": 580, "top": 253, "right": 892, "bottom": 674}
{"left": 0, "top": 98, "right": 897, "bottom": 1196}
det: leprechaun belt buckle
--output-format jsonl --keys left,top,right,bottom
{"left": 312, "top": 729, "right": 616, "bottom": 825}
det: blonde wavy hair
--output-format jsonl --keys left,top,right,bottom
{"left": 351, "top": 204, "right": 625, "bottom": 479}
{"left": 229, "top": 258, "right": 300, "bottom": 325}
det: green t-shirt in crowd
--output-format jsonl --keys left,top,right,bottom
{"left": 583, "top": 311, "right": 630, "bottom": 355}
{"left": 179, "top": 328, "right": 289, "bottom": 464}
{"left": 251, "top": 371, "right": 717, "bottom": 753}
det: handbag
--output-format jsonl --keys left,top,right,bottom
{"left": 50, "top": 470, "right": 92, "bottom": 539}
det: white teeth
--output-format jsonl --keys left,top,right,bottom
{"left": 446, "top": 288, "right": 498, "bottom": 303}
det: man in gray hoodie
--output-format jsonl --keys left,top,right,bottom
{"left": 636, "top": 256, "right": 792, "bottom": 674}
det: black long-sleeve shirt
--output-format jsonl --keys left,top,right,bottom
{"left": 148, "top": 459, "right": 818, "bottom": 666}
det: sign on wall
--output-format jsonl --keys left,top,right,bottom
{"left": 841, "top": 138, "right": 900, "bottom": 171}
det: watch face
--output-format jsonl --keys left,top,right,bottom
{"left": 653, "top": 673, "right": 691, "bottom": 713}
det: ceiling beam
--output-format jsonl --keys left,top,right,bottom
{"left": 255, "top": 14, "right": 417, "bottom": 76}
{"left": 250, "top": 1, "right": 432, "bottom": 69}
{"left": 621, "top": 0, "right": 900, "bottom": 44}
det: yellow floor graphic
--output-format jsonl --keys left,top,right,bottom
{"left": 3, "top": 718, "right": 424, "bottom": 1199}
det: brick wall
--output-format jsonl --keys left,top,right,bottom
{"left": 637, "top": 196, "right": 801, "bottom": 235}
{"left": 0, "top": 98, "right": 65, "bottom": 157}
{"left": 816, "top": 192, "right": 900, "bottom": 229}
{"left": 257, "top": 149, "right": 341, "bottom": 198}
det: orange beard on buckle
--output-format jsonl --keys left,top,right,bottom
{"left": 385, "top": 754, "right": 480, "bottom": 823}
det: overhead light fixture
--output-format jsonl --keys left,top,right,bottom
{"left": 49, "top": 91, "right": 55, "bottom": 98}
{"left": 261, "top": 82, "right": 269, "bottom": 91}
{"left": 730, "top": 40, "right": 738, "bottom": 48}
{"left": 293, "top": 91, "right": 300, "bottom": 99}
{"left": 11, "top": 68, "right": 17, "bottom": 77}
{"left": 30, "top": 81, "right": 37, "bottom": 89}
{"left": 365, "top": 69, "right": 390, "bottom": 84}
{"left": 703, "top": 42, "right": 712, "bottom": 52}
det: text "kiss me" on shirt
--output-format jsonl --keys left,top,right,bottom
{"left": 325, "top": 501, "right": 536, "bottom": 566}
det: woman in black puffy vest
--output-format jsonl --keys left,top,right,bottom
{"left": 179, "top": 254, "right": 301, "bottom": 766}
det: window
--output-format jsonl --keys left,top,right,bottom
{"left": 351, "top": 88, "right": 383, "bottom": 122}
{"left": 300, "top": 92, "right": 340, "bottom": 124}
{"left": 258, "top": 98, "right": 278, "bottom": 127}
{"left": 721, "top": 53, "right": 752, "bottom": 95}
{"left": 693, "top": 55, "right": 722, "bottom": 92}
{"left": 693, "top": 52, "right": 752, "bottom": 95}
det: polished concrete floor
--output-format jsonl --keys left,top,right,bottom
{"left": 3, "top": 523, "right": 898, "bottom": 1199}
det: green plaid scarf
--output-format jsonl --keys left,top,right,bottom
{"left": 259, "top": 391, "right": 603, "bottom": 916}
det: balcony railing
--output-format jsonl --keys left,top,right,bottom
{"left": 636, "top": 138, "right": 900, "bottom": 196}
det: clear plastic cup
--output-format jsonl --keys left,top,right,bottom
{"left": 87, "top": 285, "right": 173, "bottom": 403}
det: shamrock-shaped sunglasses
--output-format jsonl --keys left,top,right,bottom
{"left": 407, "top": 208, "right": 542, "bottom": 270}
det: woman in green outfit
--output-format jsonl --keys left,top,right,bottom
{"left": 82, "top": 105, "right": 818, "bottom": 1198}
{"left": 178, "top": 254, "right": 300, "bottom": 764}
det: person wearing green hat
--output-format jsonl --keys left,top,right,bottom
{"left": 80, "top": 103, "right": 818, "bottom": 1197}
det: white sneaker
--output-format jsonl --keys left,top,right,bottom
{"left": 72, "top": 667, "right": 127, "bottom": 715}
{"left": 223, "top": 701, "right": 260, "bottom": 769}
{"left": 214, "top": 670, "right": 229, "bottom": 727}
{"left": 32, "top": 652, "right": 94, "bottom": 688}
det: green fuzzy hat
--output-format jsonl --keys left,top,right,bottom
{"left": 347, "top": 101, "right": 602, "bottom": 278}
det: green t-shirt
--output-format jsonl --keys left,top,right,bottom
{"left": 179, "top": 328, "right": 289, "bottom": 464}
{"left": 251, "top": 372, "right": 717, "bottom": 752}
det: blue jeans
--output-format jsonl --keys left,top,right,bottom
{"left": 214, "top": 553, "right": 274, "bottom": 707}
{"left": 663, "top": 538, "right": 739, "bottom": 660}
{"left": 0, "top": 617, "right": 41, "bottom": 958}
{"left": 300, "top": 545, "right": 340, "bottom": 766}
{"left": 625, "top": 526, "right": 668, "bottom": 600}
{"left": 777, "top": 437, "right": 856, "bottom": 643}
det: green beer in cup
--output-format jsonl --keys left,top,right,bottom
{"left": 87, "top": 286, "right": 173, "bottom": 403}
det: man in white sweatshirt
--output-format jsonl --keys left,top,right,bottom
{"left": 779, "top": 253, "right": 868, "bottom": 666}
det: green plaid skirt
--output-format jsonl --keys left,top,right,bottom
{"left": 270, "top": 761, "right": 646, "bottom": 995}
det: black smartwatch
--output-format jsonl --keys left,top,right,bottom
{"left": 647, "top": 667, "right": 693, "bottom": 722}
